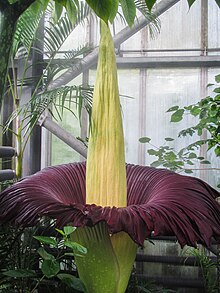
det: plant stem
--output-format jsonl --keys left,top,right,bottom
{"left": 30, "top": 275, "right": 45, "bottom": 293}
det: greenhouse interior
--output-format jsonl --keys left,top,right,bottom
{"left": 0, "top": 0, "right": 220, "bottom": 292}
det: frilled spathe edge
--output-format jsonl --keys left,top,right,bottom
{"left": 0, "top": 162, "right": 219, "bottom": 248}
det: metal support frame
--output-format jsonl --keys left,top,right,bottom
{"left": 47, "top": 0, "right": 181, "bottom": 90}
{"left": 38, "top": 0, "right": 182, "bottom": 157}
{"left": 29, "top": 16, "right": 44, "bottom": 175}
{"left": 114, "top": 55, "right": 220, "bottom": 68}
{"left": 38, "top": 115, "right": 87, "bottom": 159}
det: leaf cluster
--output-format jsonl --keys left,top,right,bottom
{"left": 33, "top": 226, "right": 87, "bottom": 291}
{"left": 185, "top": 247, "right": 218, "bottom": 293}
{"left": 82, "top": 0, "right": 220, "bottom": 26}
{"left": 139, "top": 136, "right": 211, "bottom": 173}
{"left": 3, "top": 2, "right": 93, "bottom": 155}
{"left": 139, "top": 74, "right": 220, "bottom": 187}
{"left": 167, "top": 74, "right": 220, "bottom": 157}
{"left": 0, "top": 226, "right": 39, "bottom": 292}
{"left": 1, "top": 226, "right": 87, "bottom": 292}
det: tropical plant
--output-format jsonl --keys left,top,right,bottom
{"left": 2, "top": 1, "right": 93, "bottom": 178}
{"left": 0, "top": 225, "right": 38, "bottom": 292}
{"left": 139, "top": 75, "right": 220, "bottom": 187}
{"left": 1, "top": 0, "right": 162, "bottom": 179}
{"left": 184, "top": 247, "right": 218, "bottom": 293}
{"left": 1, "top": 20, "right": 220, "bottom": 293}
{"left": 1, "top": 0, "right": 220, "bottom": 111}
{"left": 0, "top": 224, "right": 87, "bottom": 292}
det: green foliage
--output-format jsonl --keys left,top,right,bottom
{"left": 186, "top": 247, "right": 218, "bottom": 293}
{"left": 126, "top": 272, "right": 175, "bottom": 292}
{"left": 1, "top": 225, "right": 87, "bottom": 292}
{"left": 0, "top": 226, "right": 39, "bottom": 292}
{"left": 33, "top": 226, "right": 87, "bottom": 291}
{"left": 2, "top": 2, "right": 93, "bottom": 178}
{"left": 144, "top": 0, "right": 156, "bottom": 11}
{"left": 167, "top": 77, "right": 220, "bottom": 157}
{"left": 57, "top": 273, "right": 86, "bottom": 292}
{"left": 120, "top": 0, "right": 136, "bottom": 27}
{"left": 139, "top": 75, "right": 220, "bottom": 187}
{"left": 139, "top": 136, "right": 211, "bottom": 173}
{"left": 3, "top": 269, "right": 36, "bottom": 278}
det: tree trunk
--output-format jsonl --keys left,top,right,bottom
{"left": 0, "top": 3, "right": 19, "bottom": 109}
{"left": 0, "top": 0, "right": 35, "bottom": 109}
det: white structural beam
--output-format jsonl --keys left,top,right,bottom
{"left": 48, "top": 0, "right": 181, "bottom": 90}
{"left": 38, "top": 116, "right": 87, "bottom": 158}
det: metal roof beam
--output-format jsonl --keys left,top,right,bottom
{"left": 48, "top": 0, "right": 181, "bottom": 90}
{"left": 114, "top": 55, "right": 220, "bottom": 68}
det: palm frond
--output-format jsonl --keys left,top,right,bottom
{"left": 3, "top": 85, "right": 93, "bottom": 136}
{"left": 12, "top": 4, "right": 44, "bottom": 56}
{"left": 46, "top": 45, "right": 92, "bottom": 83}
{"left": 134, "top": 0, "right": 161, "bottom": 39}
{"left": 44, "top": 1, "right": 91, "bottom": 58}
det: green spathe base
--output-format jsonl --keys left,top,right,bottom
{"left": 71, "top": 222, "right": 137, "bottom": 293}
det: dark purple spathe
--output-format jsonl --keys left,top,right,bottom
{"left": 0, "top": 162, "right": 219, "bottom": 248}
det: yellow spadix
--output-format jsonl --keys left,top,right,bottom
{"left": 86, "top": 20, "right": 127, "bottom": 208}
{"left": 71, "top": 20, "right": 137, "bottom": 293}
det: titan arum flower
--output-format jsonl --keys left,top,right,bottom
{"left": 1, "top": 20, "right": 220, "bottom": 293}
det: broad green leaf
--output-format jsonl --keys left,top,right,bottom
{"left": 215, "top": 74, "right": 220, "bottom": 82}
{"left": 56, "top": 228, "right": 65, "bottom": 236}
{"left": 150, "top": 161, "right": 162, "bottom": 168}
{"left": 57, "top": 273, "right": 86, "bottom": 292}
{"left": 217, "top": 183, "right": 220, "bottom": 188}
{"left": 30, "top": 0, "right": 49, "bottom": 13}
{"left": 147, "top": 149, "right": 158, "bottom": 156}
{"left": 214, "top": 146, "right": 220, "bottom": 156}
{"left": 197, "top": 156, "right": 204, "bottom": 160}
{"left": 139, "top": 137, "right": 151, "bottom": 143}
{"left": 54, "top": 2, "right": 64, "bottom": 23}
{"left": 190, "top": 106, "right": 200, "bottom": 116}
{"left": 164, "top": 151, "right": 176, "bottom": 161}
{"left": 120, "top": 0, "right": 136, "bottom": 27}
{"left": 213, "top": 87, "right": 220, "bottom": 93}
{"left": 215, "top": 0, "right": 220, "bottom": 9}
{"left": 167, "top": 105, "right": 179, "bottom": 112}
{"left": 165, "top": 137, "right": 174, "bottom": 141}
{"left": 64, "top": 226, "right": 76, "bottom": 235}
{"left": 3, "top": 270, "right": 36, "bottom": 278}
{"left": 37, "top": 247, "right": 55, "bottom": 260}
{"left": 144, "top": 0, "right": 156, "bottom": 11}
{"left": 64, "top": 241, "right": 87, "bottom": 254}
{"left": 187, "top": 0, "right": 197, "bottom": 8}
{"left": 184, "top": 169, "right": 193, "bottom": 174}
{"left": 170, "top": 109, "right": 184, "bottom": 122}
{"left": 188, "top": 152, "right": 197, "bottom": 159}
{"left": 40, "top": 0, "right": 50, "bottom": 10}
{"left": 66, "top": 0, "right": 77, "bottom": 25}
{"left": 41, "top": 259, "right": 60, "bottom": 278}
{"left": 85, "top": 0, "right": 112, "bottom": 23}
{"left": 109, "top": 0, "right": 119, "bottom": 23}
{"left": 64, "top": 252, "right": 76, "bottom": 257}
{"left": 200, "top": 160, "right": 211, "bottom": 164}
{"left": 34, "top": 236, "right": 58, "bottom": 247}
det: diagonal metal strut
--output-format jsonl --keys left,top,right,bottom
{"left": 47, "top": 0, "right": 181, "bottom": 90}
